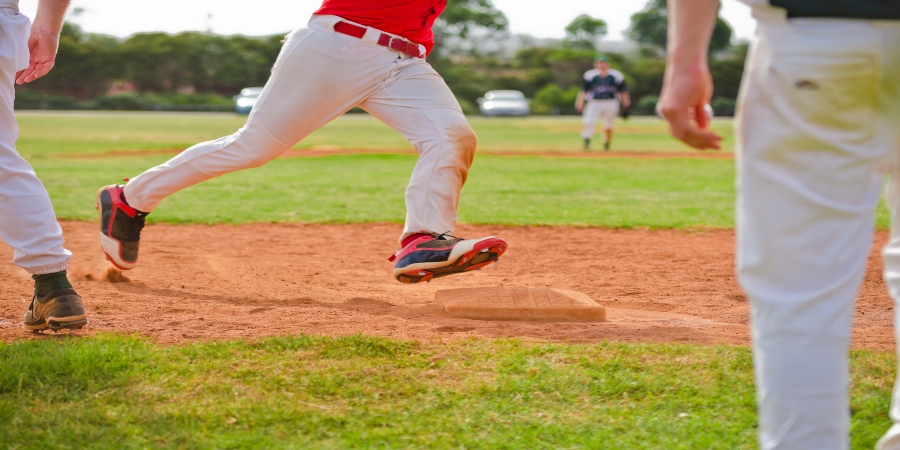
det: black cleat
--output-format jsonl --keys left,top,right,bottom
{"left": 23, "top": 289, "right": 87, "bottom": 331}
{"left": 97, "top": 184, "right": 147, "bottom": 270}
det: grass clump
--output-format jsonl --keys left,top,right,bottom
{"left": 0, "top": 334, "right": 894, "bottom": 449}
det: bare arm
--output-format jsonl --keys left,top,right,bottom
{"left": 16, "top": 0, "right": 71, "bottom": 84}
{"left": 657, "top": 0, "right": 723, "bottom": 150}
{"left": 575, "top": 90, "right": 586, "bottom": 113}
{"left": 621, "top": 92, "right": 631, "bottom": 108}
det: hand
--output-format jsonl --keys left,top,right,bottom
{"left": 658, "top": 62, "right": 722, "bottom": 150}
{"left": 16, "top": 30, "right": 60, "bottom": 84}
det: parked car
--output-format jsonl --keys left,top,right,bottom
{"left": 233, "top": 87, "right": 264, "bottom": 114}
{"left": 477, "top": 90, "right": 530, "bottom": 117}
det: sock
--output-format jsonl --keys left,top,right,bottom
{"left": 402, "top": 233, "right": 433, "bottom": 247}
{"left": 33, "top": 271, "right": 73, "bottom": 297}
{"left": 120, "top": 190, "right": 149, "bottom": 215}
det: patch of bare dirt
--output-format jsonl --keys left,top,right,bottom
{"left": 0, "top": 222, "right": 891, "bottom": 349}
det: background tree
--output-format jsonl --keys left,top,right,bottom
{"left": 432, "top": 0, "right": 508, "bottom": 58}
{"left": 628, "top": 0, "right": 733, "bottom": 55}
{"left": 562, "top": 14, "right": 607, "bottom": 51}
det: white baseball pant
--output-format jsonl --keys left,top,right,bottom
{"left": 736, "top": 7, "right": 900, "bottom": 449}
{"left": 123, "top": 14, "right": 476, "bottom": 241}
{"left": 0, "top": 1, "right": 71, "bottom": 275}
{"left": 581, "top": 98, "right": 618, "bottom": 140}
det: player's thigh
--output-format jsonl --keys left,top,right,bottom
{"left": 601, "top": 102, "right": 618, "bottom": 128}
{"left": 582, "top": 101, "right": 601, "bottom": 124}
{"left": 360, "top": 60, "right": 475, "bottom": 151}
{"left": 737, "top": 20, "right": 886, "bottom": 296}
{"left": 248, "top": 27, "right": 397, "bottom": 146}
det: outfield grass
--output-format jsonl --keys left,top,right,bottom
{"left": 0, "top": 335, "right": 893, "bottom": 449}
{"left": 36, "top": 154, "right": 740, "bottom": 228}
{"left": 16, "top": 111, "right": 735, "bottom": 157}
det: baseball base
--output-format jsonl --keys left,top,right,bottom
{"left": 436, "top": 287, "right": 606, "bottom": 322}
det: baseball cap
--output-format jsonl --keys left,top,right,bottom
{"left": 594, "top": 55, "right": 609, "bottom": 63}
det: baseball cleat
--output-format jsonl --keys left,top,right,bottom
{"left": 23, "top": 289, "right": 87, "bottom": 332}
{"left": 97, "top": 184, "right": 147, "bottom": 270}
{"left": 389, "top": 234, "right": 507, "bottom": 284}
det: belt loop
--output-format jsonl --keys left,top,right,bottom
{"left": 360, "top": 27, "right": 379, "bottom": 47}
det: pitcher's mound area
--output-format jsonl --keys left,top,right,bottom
{"left": 437, "top": 287, "right": 605, "bottom": 322}
{"left": 0, "top": 222, "right": 893, "bottom": 349}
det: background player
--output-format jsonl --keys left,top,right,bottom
{"left": 575, "top": 56, "right": 631, "bottom": 151}
{"left": 659, "top": 0, "right": 900, "bottom": 448}
{"left": 97, "top": 0, "right": 507, "bottom": 284}
{"left": 0, "top": 0, "right": 86, "bottom": 331}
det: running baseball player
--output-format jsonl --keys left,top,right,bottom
{"left": 0, "top": 0, "right": 86, "bottom": 331}
{"left": 575, "top": 56, "right": 631, "bottom": 151}
{"left": 97, "top": 0, "right": 507, "bottom": 284}
{"left": 660, "top": 0, "right": 900, "bottom": 448}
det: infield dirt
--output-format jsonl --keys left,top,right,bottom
{"left": 0, "top": 222, "right": 893, "bottom": 349}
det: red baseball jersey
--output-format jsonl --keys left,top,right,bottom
{"left": 314, "top": 0, "right": 447, "bottom": 55}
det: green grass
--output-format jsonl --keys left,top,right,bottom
{"left": 36, "top": 154, "right": 739, "bottom": 227}
{"left": 18, "top": 111, "right": 890, "bottom": 228}
{"left": 16, "top": 111, "right": 734, "bottom": 157}
{"left": 0, "top": 334, "right": 893, "bottom": 449}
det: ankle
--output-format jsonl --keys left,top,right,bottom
{"left": 33, "top": 270, "right": 73, "bottom": 297}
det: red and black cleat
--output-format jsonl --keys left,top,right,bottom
{"left": 96, "top": 184, "right": 147, "bottom": 270}
{"left": 389, "top": 234, "right": 507, "bottom": 284}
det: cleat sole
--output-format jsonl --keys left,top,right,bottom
{"left": 395, "top": 238, "right": 507, "bottom": 284}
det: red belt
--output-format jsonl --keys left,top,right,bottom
{"left": 333, "top": 21, "right": 423, "bottom": 59}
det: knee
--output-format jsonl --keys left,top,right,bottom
{"left": 229, "top": 126, "right": 290, "bottom": 168}
{"left": 445, "top": 121, "right": 477, "bottom": 168}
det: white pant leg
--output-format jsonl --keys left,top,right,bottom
{"left": 124, "top": 15, "right": 411, "bottom": 212}
{"left": 358, "top": 59, "right": 475, "bottom": 241}
{"left": 0, "top": 7, "right": 70, "bottom": 275}
{"left": 581, "top": 100, "right": 602, "bottom": 140}
{"left": 581, "top": 100, "right": 617, "bottom": 140}
{"left": 598, "top": 99, "right": 619, "bottom": 130}
{"left": 737, "top": 14, "right": 896, "bottom": 450}
{"left": 874, "top": 21, "right": 900, "bottom": 450}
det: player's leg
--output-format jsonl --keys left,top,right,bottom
{"left": 0, "top": 9, "right": 85, "bottom": 330}
{"left": 581, "top": 100, "right": 601, "bottom": 150}
{"left": 359, "top": 58, "right": 506, "bottom": 283}
{"left": 97, "top": 15, "right": 403, "bottom": 269}
{"left": 737, "top": 17, "right": 886, "bottom": 450}
{"left": 601, "top": 100, "right": 619, "bottom": 150}
{"left": 873, "top": 24, "right": 900, "bottom": 450}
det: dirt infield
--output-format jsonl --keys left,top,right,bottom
{"left": 0, "top": 222, "right": 893, "bottom": 349}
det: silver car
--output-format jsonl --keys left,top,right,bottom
{"left": 477, "top": 90, "right": 530, "bottom": 117}
{"left": 233, "top": 87, "right": 264, "bottom": 114}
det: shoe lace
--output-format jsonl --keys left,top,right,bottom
{"left": 123, "top": 212, "right": 147, "bottom": 241}
{"left": 435, "top": 232, "right": 461, "bottom": 241}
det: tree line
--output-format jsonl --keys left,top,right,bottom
{"left": 17, "top": 0, "right": 746, "bottom": 116}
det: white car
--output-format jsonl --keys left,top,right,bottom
{"left": 233, "top": 87, "right": 264, "bottom": 114}
{"left": 477, "top": 90, "right": 530, "bottom": 117}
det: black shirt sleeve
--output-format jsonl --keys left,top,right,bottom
{"left": 582, "top": 77, "right": 592, "bottom": 92}
{"left": 617, "top": 78, "right": 629, "bottom": 93}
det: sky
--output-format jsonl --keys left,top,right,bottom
{"left": 18, "top": 0, "right": 756, "bottom": 42}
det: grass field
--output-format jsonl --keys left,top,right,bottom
{"left": 15, "top": 112, "right": 890, "bottom": 228}
{"left": 2, "top": 112, "right": 896, "bottom": 448}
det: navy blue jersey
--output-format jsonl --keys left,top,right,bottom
{"left": 582, "top": 69, "right": 628, "bottom": 100}
{"left": 769, "top": 0, "right": 900, "bottom": 19}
